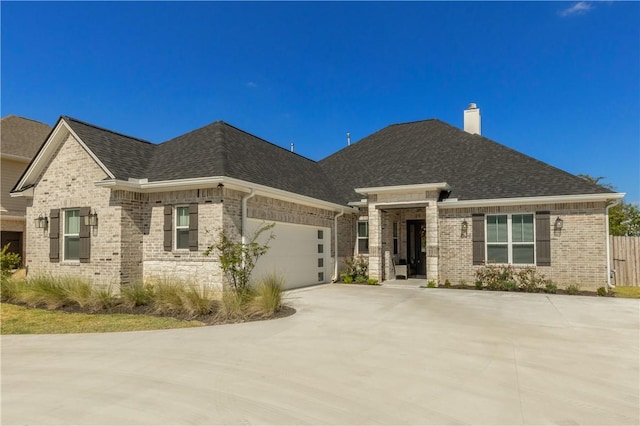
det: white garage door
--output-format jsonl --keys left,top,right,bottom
{"left": 247, "top": 219, "right": 330, "bottom": 290}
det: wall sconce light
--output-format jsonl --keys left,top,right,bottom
{"left": 34, "top": 214, "right": 48, "bottom": 229}
{"left": 554, "top": 216, "right": 564, "bottom": 231}
{"left": 84, "top": 210, "right": 98, "bottom": 227}
{"left": 461, "top": 220, "right": 468, "bottom": 238}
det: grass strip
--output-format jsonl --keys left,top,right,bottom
{"left": 613, "top": 286, "right": 640, "bottom": 299}
{"left": 0, "top": 303, "right": 204, "bottom": 335}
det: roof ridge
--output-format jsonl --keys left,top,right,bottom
{"left": 62, "top": 116, "right": 155, "bottom": 145}
{"left": 388, "top": 118, "right": 438, "bottom": 127}
{"left": 219, "top": 120, "right": 320, "bottom": 164}
{"left": 1, "top": 114, "right": 51, "bottom": 127}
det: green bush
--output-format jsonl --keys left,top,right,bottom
{"left": 342, "top": 275, "right": 353, "bottom": 284}
{"left": 517, "top": 268, "right": 549, "bottom": 293}
{"left": 502, "top": 281, "right": 518, "bottom": 292}
{"left": 597, "top": 287, "right": 607, "bottom": 297}
{"left": 566, "top": 284, "right": 580, "bottom": 295}
{"left": 250, "top": 274, "right": 284, "bottom": 316}
{"left": 544, "top": 283, "right": 558, "bottom": 294}
{"left": 443, "top": 279, "right": 452, "bottom": 288}
{"left": 474, "top": 280, "right": 483, "bottom": 290}
{"left": 343, "top": 255, "right": 368, "bottom": 282}
{"left": 367, "top": 278, "right": 378, "bottom": 285}
{"left": 0, "top": 244, "right": 21, "bottom": 277}
{"left": 427, "top": 281, "right": 437, "bottom": 288}
{"left": 355, "top": 275, "right": 368, "bottom": 283}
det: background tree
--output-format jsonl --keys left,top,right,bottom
{"left": 578, "top": 174, "right": 640, "bottom": 236}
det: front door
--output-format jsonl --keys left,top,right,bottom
{"left": 407, "top": 220, "right": 426, "bottom": 277}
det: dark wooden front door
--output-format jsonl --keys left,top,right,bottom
{"left": 407, "top": 220, "right": 426, "bottom": 277}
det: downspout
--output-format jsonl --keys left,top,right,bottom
{"left": 605, "top": 199, "right": 621, "bottom": 289}
{"left": 332, "top": 210, "right": 345, "bottom": 282}
{"left": 241, "top": 189, "right": 256, "bottom": 246}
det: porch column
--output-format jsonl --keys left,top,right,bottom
{"left": 368, "top": 202, "right": 383, "bottom": 281}
{"left": 425, "top": 203, "right": 439, "bottom": 283}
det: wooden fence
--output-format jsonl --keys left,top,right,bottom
{"left": 610, "top": 236, "right": 640, "bottom": 287}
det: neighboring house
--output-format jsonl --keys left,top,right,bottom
{"left": 1, "top": 115, "right": 52, "bottom": 263}
{"left": 11, "top": 105, "right": 623, "bottom": 290}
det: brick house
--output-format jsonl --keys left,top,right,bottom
{"left": 1, "top": 115, "right": 52, "bottom": 263}
{"left": 11, "top": 105, "right": 623, "bottom": 290}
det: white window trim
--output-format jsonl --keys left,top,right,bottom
{"left": 63, "top": 209, "right": 80, "bottom": 262}
{"left": 357, "top": 220, "right": 369, "bottom": 254}
{"left": 174, "top": 205, "right": 190, "bottom": 251}
{"left": 485, "top": 213, "right": 536, "bottom": 265}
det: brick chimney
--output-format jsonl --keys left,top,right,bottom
{"left": 464, "top": 103, "right": 481, "bottom": 135}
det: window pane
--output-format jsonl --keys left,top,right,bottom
{"left": 357, "top": 221, "right": 368, "bottom": 237}
{"left": 176, "top": 207, "right": 189, "bottom": 227}
{"left": 358, "top": 238, "right": 369, "bottom": 253}
{"left": 176, "top": 229, "right": 189, "bottom": 249}
{"left": 65, "top": 236, "right": 80, "bottom": 260}
{"left": 513, "top": 245, "right": 535, "bottom": 264}
{"left": 65, "top": 210, "right": 80, "bottom": 234}
{"left": 392, "top": 222, "right": 398, "bottom": 238}
{"left": 487, "top": 245, "right": 508, "bottom": 263}
{"left": 487, "top": 215, "right": 507, "bottom": 243}
{"left": 512, "top": 214, "right": 534, "bottom": 242}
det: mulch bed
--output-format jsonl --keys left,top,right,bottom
{"left": 6, "top": 301, "right": 296, "bottom": 326}
{"left": 426, "top": 285, "right": 613, "bottom": 297}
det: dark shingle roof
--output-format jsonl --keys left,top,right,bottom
{"left": 1, "top": 115, "right": 52, "bottom": 158}
{"left": 319, "top": 119, "right": 613, "bottom": 202}
{"left": 51, "top": 116, "right": 613, "bottom": 207}
{"left": 147, "top": 121, "right": 345, "bottom": 204}
{"left": 62, "top": 117, "right": 155, "bottom": 180}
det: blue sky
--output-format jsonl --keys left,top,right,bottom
{"left": 2, "top": 1, "right": 638, "bottom": 202}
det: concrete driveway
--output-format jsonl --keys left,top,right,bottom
{"left": 2, "top": 285, "right": 639, "bottom": 425}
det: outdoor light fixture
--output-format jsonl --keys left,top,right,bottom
{"left": 554, "top": 216, "right": 564, "bottom": 231}
{"left": 84, "top": 210, "right": 99, "bottom": 227}
{"left": 461, "top": 220, "right": 468, "bottom": 238}
{"left": 34, "top": 214, "right": 48, "bottom": 229}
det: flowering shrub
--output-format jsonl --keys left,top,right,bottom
{"left": 475, "top": 265, "right": 553, "bottom": 293}
{"left": 342, "top": 255, "right": 368, "bottom": 282}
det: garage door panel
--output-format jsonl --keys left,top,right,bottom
{"left": 247, "top": 219, "right": 329, "bottom": 290}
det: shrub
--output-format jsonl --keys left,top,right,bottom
{"left": 459, "top": 279, "right": 468, "bottom": 288}
{"left": 355, "top": 275, "right": 368, "bottom": 283}
{"left": 342, "top": 275, "right": 353, "bottom": 284}
{"left": 443, "top": 279, "right": 452, "bottom": 288}
{"left": 250, "top": 274, "right": 284, "bottom": 316}
{"left": 87, "top": 286, "right": 117, "bottom": 312}
{"left": 502, "top": 281, "right": 518, "bottom": 292}
{"left": 475, "top": 264, "right": 515, "bottom": 291}
{"left": 597, "top": 287, "right": 607, "bottom": 297}
{"left": 544, "top": 283, "right": 558, "bottom": 294}
{"left": 566, "top": 284, "right": 580, "bottom": 295}
{"left": 218, "top": 289, "right": 248, "bottom": 320}
{"left": 367, "top": 278, "right": 378, "bottom": 285}
{"left": 63, "top": 277, "right": 94, "bottom": 308}
{"left": 0, "top": 244, "right": 21, "bottom": 277}
{"left": 179, "top": 285, "right": 214, "bottom": 318}
{"left": 151, "top": 279, "right": 186, "bottom": 315}
{"left": 474, "top": 280, "right": 483, "bottom": 290}
{"left": 121, "top": 281, "right": 154, "bottom": 308}
{"left": 343, "top": 255, "right": 368, "bottom": 282}
{"left": 427, "top": 281, "right": 437, "bottom": 288}
{"left": 517, "top": 268, "right": 549, "bottom": 293}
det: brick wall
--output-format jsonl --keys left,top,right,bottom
{"left": 438, "top": 202, "right": 609, "bottom": 290}
{"left": 26, "top": 134, "right": 121, "bottom": 288}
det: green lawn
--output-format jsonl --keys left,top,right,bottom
{"left": 613, "top": 286, "right": 640, "bottom": 299}
{"left": 0, "top": 303, "right": 204, "bottom": 334}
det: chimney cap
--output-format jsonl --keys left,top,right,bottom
{"left": 467, "top": 103, "right": 477, "bottom": 109}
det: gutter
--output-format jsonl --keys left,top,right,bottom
{"left": 605, "top": 199, "right": 621, "bottom": 289}
{"left": 332, "top": 210, "right": 345, "bottom": 282}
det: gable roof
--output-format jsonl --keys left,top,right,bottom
{"left": 1, "top": 115, "right": 52, "bottom": 159}
{"left": 62, "top": 117, "right": 155, "bottom": 180}
{"left": 319, "top": 119, "right": 614, "bottom": 202}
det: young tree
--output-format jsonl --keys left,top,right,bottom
{"left": 578, "top": 174, "right": 640, "bottom": 236}
{"left": 204, "top": 223, "right": 275, "bottom": 294}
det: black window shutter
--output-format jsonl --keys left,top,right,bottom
{"left": 49, "top": 209, "right": 60, "bottom": 262}
{"left": 79, "top": 207, "right": 91, "bottom": 263}
{"left": 189, "top": 203, "right": 198, "bottom": 251}
{"left": 163, "top": 205, "right": 173, "bottom": 251}
{"left": 472, "top": 214, "right": 485, "bottom": 265}
{"left": 536, "top": 211, "right": 551, "bottom": 266}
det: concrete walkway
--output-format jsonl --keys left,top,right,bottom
{"left": 2, "top": 285, "right": 639, "bottom": 425}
